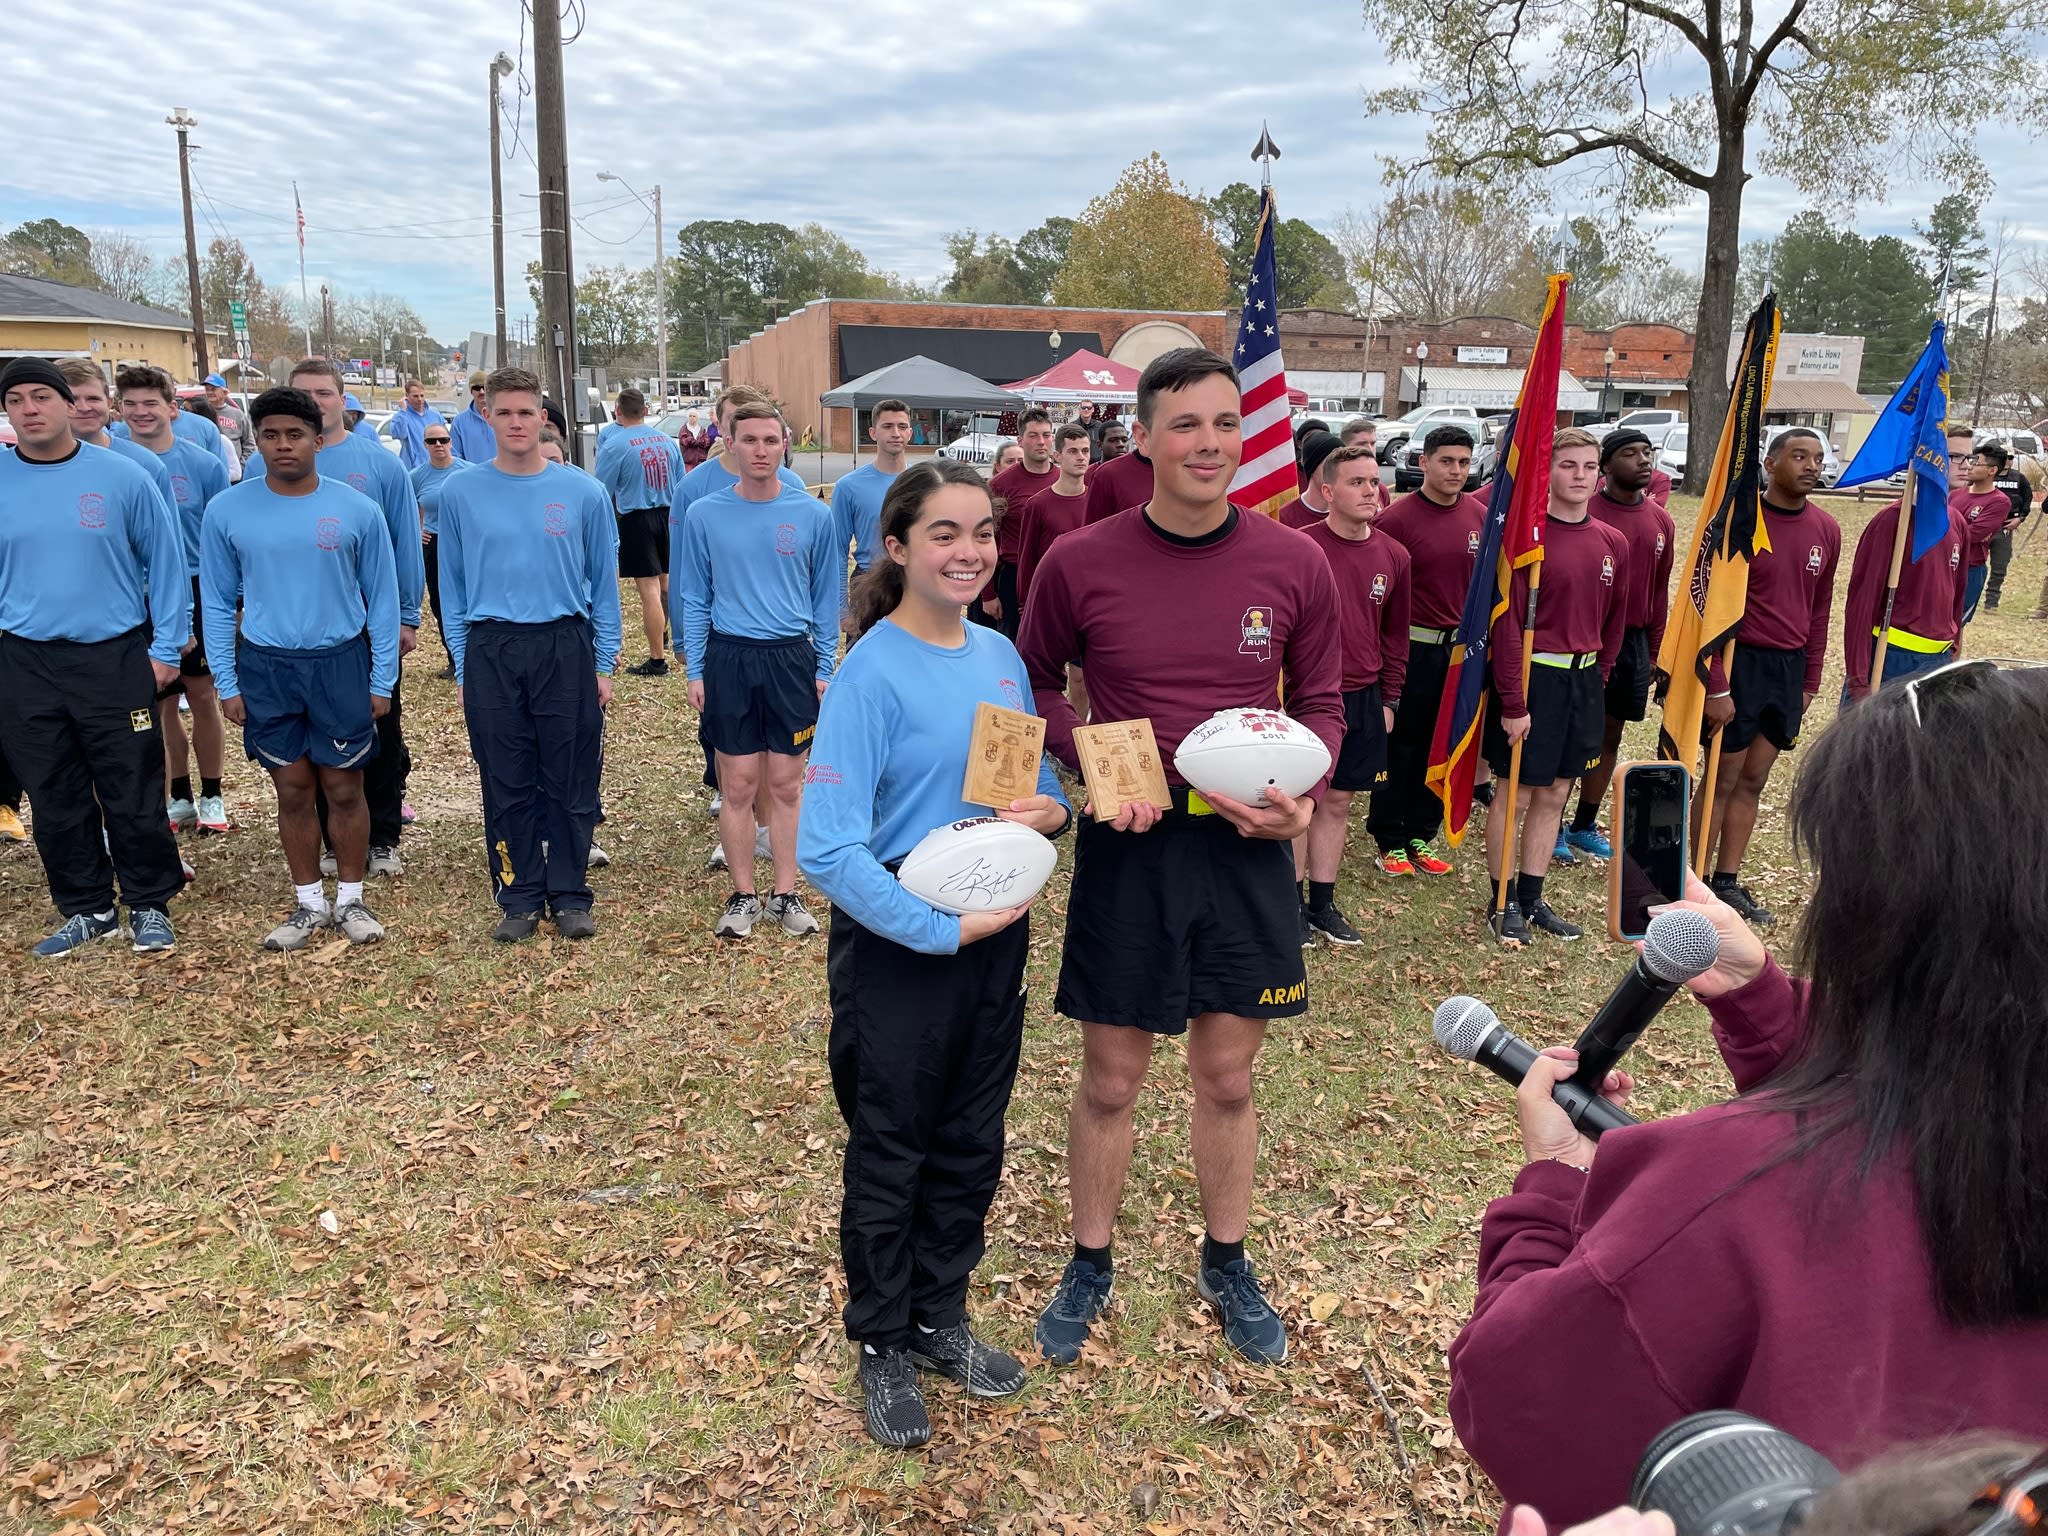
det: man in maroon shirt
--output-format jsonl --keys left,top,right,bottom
{"left": 1015, "top": 424, "right": 1093, "bottom": 608}
{"left": 1019, "top": 347, "right": 1344, "bottom": 1370}
{"left": 1276, "top": 431, "right": 1340, "bottom": 528}
{"left": 1367, "top": 424, "right": 1487, "bottom": 877}
{"left": 1842, "top": 495, "right": 1967, "bottom": 700}
{"left": 1949, "top": 428, "right": 2011, "bottom": 623}
{"left": 1339, "top": 419, "right": 1393, "bottom": 512}
{"left": 1095, "top": 418, "right": 1129, "bottom": 466}
{"left": 1083, "top": 434, "right": 1152, "bottom": 524}
{"left": 983, "top": 408, "right": 1058, "bottom": 636}
{"left": 1295, "top": 446, "right": 1409, "bottom": 946}
{"left": 1564, "top": 429, "right": 1675, "bottom": 858}
{"left": 1483, "top": 428, "right": 1630, "bottom": 944}
{"left": 1696, "top": 429, "right": 1840, "bottom": 926}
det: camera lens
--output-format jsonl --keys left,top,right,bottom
{"left": 1632, "top": 1411, "right": 1841, "bottom": 1536}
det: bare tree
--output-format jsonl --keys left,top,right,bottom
{"left": 85, "top": 231, "right": 160, "bottom": 303}
{"left": 1339, "top": 178, "right": 1546, "bottom": 322}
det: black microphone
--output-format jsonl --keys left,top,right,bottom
{"left": 1433, "top": 995, "right": 1639, "bottom": 1138}
{"left": 1566, "top": 908, "right": 1721, "bottom": 1095}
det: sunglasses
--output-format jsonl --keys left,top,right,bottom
{"left": 470, "top": 385, "right": 486, "bottom": 393}
{"left": 1904, "top": 656, "right": 2048, "bottom": 727}
{"left": 425, "top": 436, "right": 451, "bottom": 444}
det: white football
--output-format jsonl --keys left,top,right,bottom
{"left": 896, "top": 816, "right": 1059, "bottom": 916}
{"left": 1174, "top": 708, "right": 1332, "bottom": 806}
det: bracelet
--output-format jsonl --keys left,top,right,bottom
{"left": 1549, "top": 1155, "right": 1590, "bottom": 1173}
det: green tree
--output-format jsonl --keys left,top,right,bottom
{"left": 1359, "top": 0, "right": 2048, "bottom": 489}
{"left": 1768, "top": 211, "right": 1935, "bottom": 387}
{"left": 567, "top": 264, "right": 653, "bottom": 369}
{"left": 1053, "top": 153, "right": 1230, "bottom": 312}
{"left": 942, "top": 231, "right": 1033, "bottom": 304}
{"left": 1915, "top": 193, "right": 1989, "bottom": 296}
{"left": 668, "top": 218, "right": 797, "bottom": 366}
{"left": 0, "top": 218, "right": 95, "bottom": 285}
{"left": 200, "top": 237, "right": 264, "bottom": 335}
{"left": 1209, "top": 182, "right": 1353, "bottom": 310}
{"left": 1015, "top": 219, "right": 1074, "bottom": 303}
{"left": 778, "top": 223, "right": 916, "bottom": 304}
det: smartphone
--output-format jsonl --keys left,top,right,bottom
{"left": 1608, "top": 761, "right": 1690, "bottom": 942}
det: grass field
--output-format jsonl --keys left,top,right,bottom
{"left": 4, "top": 496, "right": 2046, "bottom": 1535}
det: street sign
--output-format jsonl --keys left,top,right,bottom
{"left": 229, "top": 300, "right": 248, "bottom": 327}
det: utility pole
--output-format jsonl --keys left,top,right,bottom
{"left": 597, "top": 172, "right": 665, "bottom": 402}
{"left": 530, "top": 1, "right": 580, "bottom": 459}
{"left": 489, "top": 52, "right": 514, "bottom": 368}
{"left": 166, "top": 107, "right": 209, "bottom": 379}
{"left": 321, "top": 284, "right": 334, "bottom": 358}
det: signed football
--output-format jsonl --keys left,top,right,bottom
{"left": 1173, "top": 708, "right": 1332, "bottom": 806}
{"left": 896, "top": 816, "right": 1059, "bottom": 916}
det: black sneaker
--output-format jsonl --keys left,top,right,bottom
{"left": 1709, "top": 873, "right": 1774, "bottom": 927}
{"left": 492, "top": 911, "right": 542, "bottom": 943}
{"left": 553, "top": 908, "right": 596, "bottom": 941}
{"left": 1197, "top": 1257, "right": 1288, "bottom": 1364}
{"left": 1527, "top": 900, "right": 1583, "bottom": 940}
{"left": 626, "top": 656, "right": 669, "bottom": 677}
{"left": 436, "top": 662, "right": 457, "bottom": 680}
{"left": 1035, "top": 1258, "right": 1114, "bottom": 1364}
{"left": 1298, "top": 903, "right": 1317, "bottom": 949}
{"left": 1488, "top": 905, "right": 1533, "bottom": 946}
{"left": 1305, "top": 903, "right": 1363, "bottom": 946}
{"left": 858, "top": 1348, "right": 931, "bottom": 1448}
{"left": 1471, "top": 781, "right": 1495, "bottom": 808}
{"left": 909, "top": 1322, "right": 1027, "bottom": 1398}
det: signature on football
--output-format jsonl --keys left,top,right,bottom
{"left": 936, "top": 858, "right": 1030, "bottom": 907}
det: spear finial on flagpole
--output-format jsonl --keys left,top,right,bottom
{"left": 1251, "top": 123, "right": 1281, "bottom": 189}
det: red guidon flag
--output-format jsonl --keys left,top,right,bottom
{"left": 1226, "top": 186, "right": 1296, "bottom": 517}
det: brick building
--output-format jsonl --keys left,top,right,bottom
{"left": 726, "top": 299, "right": 1228, "bottom": 451}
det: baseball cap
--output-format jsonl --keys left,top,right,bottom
{"left": 468, "top": 369, "right": 489, "bottom": 388}
{"left": 203, "top": 372, "right": 228, "bottom": 388}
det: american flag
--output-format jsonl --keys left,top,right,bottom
{"left": 294, "top": 183, "right": 305, "bottom": 254}
{"left": 1227, "top": 186, "right": 1295, "bottom": 516}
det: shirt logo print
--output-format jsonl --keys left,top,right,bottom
{"left": 1466, "top": 529, "right": 1481, "bottom": 554}
{"left": 171, "top": 474, "right": 191, "bottom": 505}
{"left": 315, "top": 516, "right": 343, "bottom": 551}
{"left": 804, "top": 763, "right": 843, "bottom": 786}
{"left": 637, "top": 441, "right": 672, "bottom": 495}
{"left": 1655, "top": 532, "right": 1667, "bottom": 556}
{"left": 999, "top": 678, "right": 1025, "bottom": 711}
{"left": 77, "top": 493, "right": 106, "bottom": 529}
{"left": 543, "top": 503, "right": 569, "bottom": 537}
{"left": 1239, "top": 605, "right": 1274, "bottom": 660}
{"left": 1806, "top": 544, "right": 1823, "bottom": 574}
{"left": 346, "top": 472, "right": 369, "bottom": 492}
{"left": 1369, "top": 572, "right": 1388, "bottom": 605}
{"left": 1949, "top": 545, "right": 1961, "bottom": 570}
{"left": 1600, "top": 554, "right": 1616, "bottom": 587}
{"left": 775, "top": 523, "right": 799, "bottom": 557}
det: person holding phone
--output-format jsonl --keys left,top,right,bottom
{"left": 798, "top": 461, "right": 1071, "bottom": 1449}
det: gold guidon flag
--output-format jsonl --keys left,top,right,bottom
{"left": 1656, "top": 294, "right": 1780, "bottom": 775}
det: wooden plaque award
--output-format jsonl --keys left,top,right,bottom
{"left": 1071, "top": 718, "right": 1172, "bottom": 822}
{"left": 962, "top": 702, "right": 1047, "bottom": 808}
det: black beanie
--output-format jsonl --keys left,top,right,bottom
{"left": 1299, "top": 429, "right": 1342, "bottom": 481}
{"left": 0, "top": 357, "right": 76, "bottom": 404}
{"left": 1599, "top": 426, "right": 1653, "bottom": 465}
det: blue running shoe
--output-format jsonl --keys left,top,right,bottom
{"left": 128, "top": 907, "right": 176, "bottom": 953}
{"left": 1565, "top": 824, "right": 1613, "bottom": 859}
{"left": 33, "top": 909, "right": 119, "bottom": 959}
{"left": 1551, "top": 833, "right": 1578, "bottom": 867}
{"left": 1035, "top": 1259, "right": 1114, "bottom": 1363}
{"left": 1198, "top": 1257, "right": 1288, "bottom": 1364}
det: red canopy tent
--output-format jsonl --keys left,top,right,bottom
{"left": 1003, "top": 346, "right": 1311, "bottom": 407}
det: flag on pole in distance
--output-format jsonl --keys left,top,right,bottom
{"left": 1425, "top": 272, "right": 1571, "bottom": 845}
{"left": 1226, "top": 186, "right": 1297, "bottom": 518}
{"left": 1655, "top": 294, "right": 1780, "bottom": 771}
{"left": 1833, "top": 320, "right": 1953, "bottom": 562}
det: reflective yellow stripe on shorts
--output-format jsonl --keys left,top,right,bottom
{"left": 1531, "top": 650, "right": 1600, "bottom": 670}
{"left": 1872, "top": 625, "right": 1950, "bottom": 654}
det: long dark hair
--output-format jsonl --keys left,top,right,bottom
{"left": 845, "top": 460, "right": 992, "bottom": 638}
{"left": 1769, "top": 664, "right": 2048, "bottom": 1324}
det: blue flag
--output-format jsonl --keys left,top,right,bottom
{"left": 1835, "top": 321, "right": 1952, "bottom": 562}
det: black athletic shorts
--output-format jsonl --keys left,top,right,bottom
{"left": 1055, "top": 800, "right": 1307, "bottom": 1034}
{"left": 616, "top": 506, "right": 671, "bottom": 580}
{"left": 1332, "top": 683, "right": 1388, "bottom": 791}
{"left": 701, "top": 631, "right": 819, "bottom": 757}
{"left": 1486, "top": 658, "right": 1605, "bottom": 787}
{"left": 157, "top": 575, "right": 212, "bottom": 700}
{"left": 1721, "top": 643, "right": 1807, "bottom": 754}
{"left": 1604, "top": 626, "right": 1653, "bottom": 722}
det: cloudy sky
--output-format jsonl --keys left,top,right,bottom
{"left": 2, "top": 0, "right": 2039, "bottom": 341}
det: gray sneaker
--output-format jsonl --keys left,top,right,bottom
{"left": 366, "top": 846, "right": 403, "bottom": 878}
{"left": 706, "top": 843, "right": 728, "bottom": 871}
{"left": 767, "top": 891, "right": 819, "bottom": 937}
{"left": 318, "top": 853, "right": 338, "bottom": 878}
{"left": 586, "top": 841, "right": 610, "bottom": 869}
{"left": 333, "top": 900, "right": 386, "bottom": 945}
{"left": 714, "top": 891, "right": 761, "bottom": 938}
{"left": 264, "top": 905, "right": 332, "bottom": 951}
{"left": 754, "top": 823, "right": 772, "bottom": 860}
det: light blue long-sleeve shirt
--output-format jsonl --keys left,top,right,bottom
{"left": 256, "top": 435, "right": 428, "bottom": 628}
{"left": 448, "top": 403, "right": 496, "bottom": 462}
{"left": 383, "top": 403, "right": 447, "bottom": 470}
{"left": 677, "top": 484, "right": 843, "bottom": 682}
{"left": 0, "top": 442, "right": 189, "bottom": 664}
{"left": 829, "top": 464, "right": 899, "bottom": 574}
{"left": 94, "top": 432, "right": 176, "bottom": 513}
{"left": 200, "top": 475, "right": 401, "bottom": 699}
{"left": 798, "top": 619, "right": 1068, "bottom": 953}
{"left": 410, "top": 459, "right": 468, "bottom": 536}
{"left": 143, "top": 437, "right": 231, "bottom": 575}
{"left": 435, "top": 462, "right": 623, "bottom": 682}
{"left": 595, "top": 423, "right": 684, "bottom": 511}
{"left": 114, "top": 407, "right": 231, "bottom": 476}
{"left": 667, "top": 456, "right": 812, "bottom": 662}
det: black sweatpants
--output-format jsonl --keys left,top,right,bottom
{"left": 1366, "top": 636, "right": 1451, "bottom": 852}
{"left": 318, "top": 660, "right": 410, "bottom": 850}
{"left": 463, "top": 616, "right": 603, "bottom": 916}
{"left": 0, "top": 735, "right": 19, "bottom": 812}
{"left": 828, "top": 905, "right": 1029, "bottom": 1349}
{"left": 423, "top": 536, "right": 444, "bottom": 632}
{"left": 0, "top": 628, "right": 183, "bottom": 916}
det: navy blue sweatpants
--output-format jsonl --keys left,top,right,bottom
{"left": 462, "top": 616, "right": 603, "bottom": 916}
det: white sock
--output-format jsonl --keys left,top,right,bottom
{"left": 92, "top": 908, "right": 116, "bottom": 922}
{"left": 916, "top": 1323, "right": 936, "bottom": 1334}
{"left": 336, "top": 880, "right": 364, "bottom": 909}
{"left": 295, "top": 882, "right": 328, "bottom": 913}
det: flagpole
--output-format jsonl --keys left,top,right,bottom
{"left": 1693, "top": 637, "right": 1736, "bottom": 878}
{"left": 295, "top": 180, "right": 312, "bottom": 355}
{"left": 1494, "top": 568, "right": 1542, "bottom": 929}
{"left": 1866, "top": 470, "right": 1917, "bottom": 694}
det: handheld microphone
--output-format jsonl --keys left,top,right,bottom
{"left": 1566, "top": 908, "right": 1720, "bottom": 1095}
{"left": 1433, "top": 996, "right": 1639, "bottom": 1138}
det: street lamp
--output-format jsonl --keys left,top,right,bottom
{"left": 1603, "top": 345, "right": 1617, "bottom": 419}
{"left": 597, "top": 171, "right": 666, "bottom": 405}
{"left": 1414, "top": 341, "right": 1429, "bottom": 406}
{"left": 489, "top": 52, "right": 515, "bottom": 366}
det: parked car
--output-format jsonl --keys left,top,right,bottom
{"left": 1656, "top": 425, "right": 1689, "bottom": 481}
{"left": 1375, "top": 403, "right": 1484, "bottom": 463}
{"left": 1615, "top": 407, "right": 1683, "bottom": 448}
{"left": 936, "top": 414, "right": 1011, "bottom": 466}
{"left": 1395, "top": 416, "right": 1498, "bottom": 491}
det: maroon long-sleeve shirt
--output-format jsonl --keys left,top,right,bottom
{"left": 1082, "top": 449, "right": 1153, "bottom": 526}
{"left": 1303, "top": 520, "right": 1412, "bottom": 702}
{"left": 1018, "top": 507, "right": 1346, "bottom": 797}
{"left": 1589, "top": 490, "right": 1676, "bottom": 656}
{"left": 1377, "top": 490, "right": 1488, "bottom": 631}
{"left": 1448, "top": 958, "right": 2048, "bottom": 1529}
{"left": 1276, "top": 491, "right": 1327, "bottom": 529}
{"left": 989, "top": 461, "right": 1058, "bottom": 562}
{"left": 1489, "top": 514, "right": 1630, "bottom": 716}
{"left": 1950, "top": 485, "right": 2010, "bottom": 567}
{"left": 1843, "top": 501, "right": 1967, "bottom": 690}
{"left": 1014, "top": 484, "right": 1088, "bottom": 609}
{"left": 1709, "top": 500, "right": 1842, "bottom": 697}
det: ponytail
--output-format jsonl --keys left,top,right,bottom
{"left": 846, "top": 460, "right": 993, "bottom": 639}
